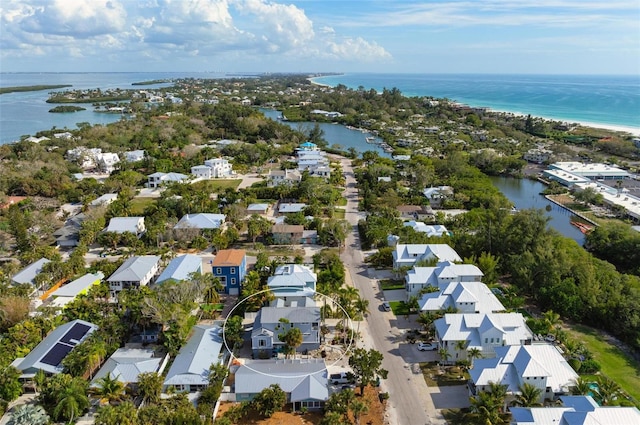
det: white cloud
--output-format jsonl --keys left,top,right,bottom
{"left": 19, "top": 0, "right": 128, "bottom": 38}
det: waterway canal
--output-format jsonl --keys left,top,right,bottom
{"left": 490, "top": 176, "right": 585, "bottom": 244}
{"left": 260, "top": 108, "right": 390, "bottom": 157}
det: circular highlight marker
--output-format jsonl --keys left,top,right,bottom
{"left": 222, "top": 287, "right": 356, "bottom": 379}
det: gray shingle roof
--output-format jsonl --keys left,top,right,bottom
{"left": 258, "top": 307, "right": 321, "bottom": 324}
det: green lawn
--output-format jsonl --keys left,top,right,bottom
{"left": 192, "top": 179, "right": 242, "bottom": 191}
{"left": 332, "top": 209, "right": 346, "bottom": 219}
{"left": 389, "top": 301, "right": 415, "bottom": 316}
{"left": 566, "top": 324, "right": 640, "bottom": 403}
{"left": 420, "top": 362, "right": 470, "bottom": 387}
{"left": 380, "top": 279, "right": 405, "bottom": 290}
{"left": 336, "top": 198, "right": 348, "bottom": 206}
{"left": 130, "top": 198, "right": 156, "bottom": 215}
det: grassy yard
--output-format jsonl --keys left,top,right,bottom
{"left": 420, "top": 362, "right": 470, "bottom": 387}
{"left": 380, "top": 279, "right": 405, "bottom": 290}
{"left": 565, "top": 324, "right": 640, "bottom": 403}
{"left": 389, "top": 300, "right": 415, "bottom": 316}
{"left": 130, "top": 197, "right": 156, "bottom": 215}
{"left": 336, "top": 197, "right": 348, "bottom": 206}
{"left": 332, "top": 209, "right": 346, "bottom": 219}
{"left": 192, "top": 179, "right": 242, "bottom": 191}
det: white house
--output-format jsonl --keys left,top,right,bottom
{"left": 123, "top": 150, "right": 145, "bottom": 162}
{"left": 89, "top": 193, "right": 118, "bottom": 208}
{"left": 267, "top": 264, "right": 317, "bottom": 300}
{"left": 106, "top": 217, "right": 146, "bottom": 235}
{"left": 96, "top": 152, "right": 120, "bottom": 174}
{"left": 393, "top": 244, "right": 463, "bottom": 270}
{"left": 11, "top": 258, "right": 51, "bottom": 287}
{"left": 405, "top": 261, "right": 484, "bottom": 299}
{"left": 510, "top": 395, "right": 640, "bottom": 425}
{"left": 107, "top": 255, "right": 161, "bottom": 298}
{"left": 423, "top": 186, "right": 454, "bottom": 207}
{"left": 267, "top": 169, "right": 302, "bottom": 187}
{"left": 147, "top": 172, "right": 189, "bottom": 188}
{"left": 191, "top": 158, "right": 233, "bottom": 179}
{"left": 418, "top": 280, "right": 504, "bottom": 314}
{"left": 434, "top": 313, "right": 533, "bottom": 362}
{"left": 403, "top": 221, "right": 449, "bottom": 237}
{"left": 91, "top": 347, "right": 168, "bottom": 390}
{"left": 469, "top": 344, "right": 578, "bottom": 404}
{"left": 174, "top": 213, "right": 225, "bottom": 230}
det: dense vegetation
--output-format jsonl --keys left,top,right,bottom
{"left": 0, "top": 84, "right": 72, "bottom": 94}
{"left": 49, "top": 105, "right": 86, "bottom": 113}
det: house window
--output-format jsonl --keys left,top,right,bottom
{"left": 485, "top": 338, "right": 488, "bottom": 343}
{"left": 496, "top": 338, "right": 500, "bottom": 343}
{"left": 231, "top": 268, "right": 235, "bottom": 274}
{"left": 490, "top": 338, "right": 494, "bottom": 343}
{"left": 259, "top": 340, "right": 266, "bottom": 347}
{"left": 216, "top": 267, "right": 222, "bottom": 274}
{"left": 231, "top": 278, "right": 236, "bottom": 285}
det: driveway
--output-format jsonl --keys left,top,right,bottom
{"left": 430, "top": 385, "right": 471, "bottom": 409}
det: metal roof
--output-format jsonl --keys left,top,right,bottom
{"left": 258, "top": 306, "right": 320, "bottom": 325}
{"left": 156, "top": 254, "right": 202, "bottom": 284}
{"left": 106, "top": 217, "right": 144, "bottom": 234}
{"left": 15, "top": 319, "right": 98, "bottom": 376}
{"left": 163, "top": 325, "right": 224, "bottom": 387}
{"left": 174, "top": 213, "right": 226, "bottom": 229}
{"left": 235, "top": 359, "right": 328, "bottom": 401}
{"left": 107, "top": 256, "right": 160, "bottom": 282}
{"left": 12, "top": 258, "right": 51, "bottom": 285}
{"left": 91, "top": 348, "right": 164, "bottom": 387}
{"left": 51, "top": 272, "right": 104, "bottom": 298}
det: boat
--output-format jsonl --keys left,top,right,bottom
{"left": 570, "top": 221, "right": 594, "bottom": 234}
{"left": 365, "top": 137, "right": 376, "bottom": 143}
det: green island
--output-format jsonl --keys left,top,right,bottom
{"left": 0, "top": 75, "right": 639, "bottom": 424}
{"left": 131, "top": 79, "right": 170, "bottom": 85}
{"left": 0, "top": 84, "right": 72, "bottom": 94}
{"left": 48, "top": 105, "right": 86, "bottom": 113}
{"left": 46, "top": 94, "right": 132, "bottom": 103}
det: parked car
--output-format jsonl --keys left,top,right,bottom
{"left": 417, "top": 342, "right": 438, "bottom": 351}
{"left": 382, "top": 301, "right": 391, "bottom": 312}
{"left": 330, "top": 372, "right": 354, "bottom": 385}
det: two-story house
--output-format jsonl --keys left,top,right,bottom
{"left": 147, "top": 172, "right": 189, "bottom": 189}
{"left": 419, "top": 280, "right": 505, "bottom": 314}
{"left": 267, "top": 169, "right": 302, "bottom": 187}
{"left": 107, "top": 255, "right": 161, "bottom": 298}
{"left": 211, "top": 249, "right": 246, "bottom": 295}
{"left": 393, "top": 244, "right": 463, "bottom": 270}
{"left": 251, "top": 306, "right": 321, "bottom": 358}
{"left": 469, "top": 344, "right": 578, "bottom": 404}
{"left": 405, "top": 261, "right": 484, "bottom": 300}
{"left": 267, "top": 264, "right": 317, "bottom": 304}
{"left": 434, "top": 313, "right": 533, "bottom": 362}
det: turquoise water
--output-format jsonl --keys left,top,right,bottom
{"left": 2, "top": 72, "right": 639, "bottom": 144}
{"left": 313, "top": 73, "right": 640, "bottom": 130}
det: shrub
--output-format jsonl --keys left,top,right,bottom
{"left": 568, "top": 358, "right": 582, "bottom": 372}
{"left": 580, "top": 359, "right": 601, "bottom": 374}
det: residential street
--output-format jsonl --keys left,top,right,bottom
{"left": 338, "top": 158, "right": 447, "bottom": 425}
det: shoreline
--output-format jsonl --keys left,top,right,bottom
{"left": 309, "top": 75, "right": 640, "bottom": 137}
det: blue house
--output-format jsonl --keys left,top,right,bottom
{"left": 212, "top": 249, "right": 246, "bottom": 295}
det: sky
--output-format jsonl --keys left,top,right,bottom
{"left": 1, "top": 0, "right": 639, "bottom": 75}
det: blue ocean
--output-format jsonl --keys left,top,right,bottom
{"left": 1, "top": 72, "right": 639, "bottom": 144}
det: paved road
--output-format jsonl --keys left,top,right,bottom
{"left": 338, "top": 158, "right": 445, "bottom": 425}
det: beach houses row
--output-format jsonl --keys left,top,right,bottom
{"left": 147, "top": 158, "right": 233, "bottom": 188}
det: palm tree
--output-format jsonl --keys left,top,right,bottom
{"left": 511, "top": 383, "right": 543, "bottom": 407}
{"left": 54, "top": 378, "right": 90, "bottom": 423}
{"left": 438, "top": 347, "right": 451, "bottom": 369}
{"left": 350, "top": 399, "right": 369, "bottom": 425}
{"left": 594, "top": 376, "right": 622, "bottom": 406}
{"left": 137, "top": 372, "right": 163, "bottom": 405}
{"left": 8, "top": 404, "right": 49, "bottom": 425}
{"left": 469, "top": 391, "right": 507, "bottom": 425}
{"left": 571, "top": 377, "right": 592, "bottom": 396}
{"left": 487, "top": 381, "right": 508, "bottom": 411}
{"left": 454, "top": 340, "right": 468, "bottom": 360}
{"left": 542, "top": 310, "right": 560, "bottom": 333}
{"left": 92, "top": 372, "right": 127, "bottom": 405}
{"left": 467, "top": 348, "right": 483, "bottom": 368}
{"left": 353, "top": 296, "right": 369, "bottom": 334}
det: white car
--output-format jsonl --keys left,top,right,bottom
{"left": 382, "top": 301, "right": 391, "bottom": 312}
{"left": 417, "top": 342, "right": 438, "bottom": 351}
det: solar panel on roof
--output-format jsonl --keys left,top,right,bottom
{"left": 60, "top": 323, "right": 91, "bottom": 345}
{"left": 41, "top": 343, "right": 74, "bottom": 367}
